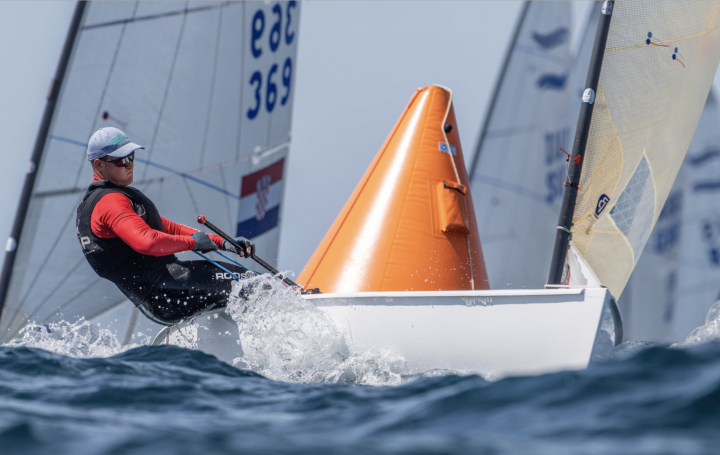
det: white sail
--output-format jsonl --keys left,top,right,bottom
{"left": 0, "top": 1, "right": 300, "bottom": 343}
{"left": 567, "top": 1, "right": 720, "bottom": 299}
{"left": 624, "top": 91, "right": 720, "bottom": 341}
{"left": 676, "top": 91, "right": 720, "bottom": 336}
{"left": 469, "top": 1, "right": 573, "bottom": 289}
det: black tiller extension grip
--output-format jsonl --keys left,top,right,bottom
{"left": 197, "top": 215, "right": 298, "bottom": 288}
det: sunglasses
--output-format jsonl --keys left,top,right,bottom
{"left": 99, "top": 152, "right": 135, "bottom": 167}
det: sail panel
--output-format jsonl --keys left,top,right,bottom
{"left": 0, "top": 1, "right": 300, "bottom": 342}
{"left": 570, "top": 1, "right": 720, "bottom": 298}
{"left": 470, "top": 2, "right": 573, "bottom": 289}
{"left": 676, "top": 91, "right": 720, "bottom": 334}
{"left": 624, "top": 90, "right": 720, "bottom": 341}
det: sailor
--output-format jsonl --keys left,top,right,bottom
{"left": 76, "top": 127, "right": 252, "bottom": 326}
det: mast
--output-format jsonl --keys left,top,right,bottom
{"left": 547, "top": 1, "right": 614, "bottom": 285}
{"left": 0, "top": 1, "right": 87, "bottom": 316}
{"left": 469, "top": 1, "right": 530, "bottom": 174}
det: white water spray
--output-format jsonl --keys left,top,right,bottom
{"left": 3, "top": 319, "right": 147, "bottom": 358}
{"left": 223, "top": 274, "right": 405, "bottom": 385}
{"left": 672, "top": 299, "right": 720, "bottom": 349}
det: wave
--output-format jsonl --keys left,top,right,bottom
{"left": 2, "top": 341, "right": 720, "bottom": 453}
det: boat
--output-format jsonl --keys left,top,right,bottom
{"left": 161, "top": 83, "right": 622, "bottom": 377}
{"left": 174, "top": 0, "right": 720, "bottom": 377}
{"left": 0, "top": 1, "right": 301, "bottom": 344}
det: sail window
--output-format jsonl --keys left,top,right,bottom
{"left": 609, "top": 156, "right": 655, "bottom": 263}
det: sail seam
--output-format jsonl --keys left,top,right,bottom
{"left": 71, "top": 1, "right": 138, "bottom": 190}
{"left": 140, "top": 4, "right": 188, "bottom": 181}
{"left": 200, "top": 5, "right": 224, "bottom": 169}
{"left": 653, "top": 149, "right": 687, "bottom": 184}
{"left": 605, "top": 23, "right": 720, "bottom": 53}
{"left": 575, "top": 128, "right": 622, "bottom": 217}
{"left": 235, "top": 2, "right": 247, "bottom": 161}
{"left": 81, "top": 2, "right": 233, "bottom": 30}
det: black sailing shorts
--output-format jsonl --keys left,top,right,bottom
{"left": 133, "top": 259, "right": 251, "bottom": 326}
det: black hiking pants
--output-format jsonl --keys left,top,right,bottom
{"left": 132, "top": 260, "right": 251, "bottom": 326}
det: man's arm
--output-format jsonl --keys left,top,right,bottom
{"left": 161, "top": 217, "right": 224, "bottom": 249}
{"left": 92, "top": 193, "right": 195, "bottom": 256}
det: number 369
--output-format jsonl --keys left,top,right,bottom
{"left": 247, "top": 2, "right": 296, "bottom": 120}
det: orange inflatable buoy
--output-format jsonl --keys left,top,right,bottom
{"left": 298, "top": 85, "right": 489, "bottom": 293}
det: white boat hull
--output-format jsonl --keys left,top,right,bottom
{"left": 154, "top": 288, "right": 621, "bottom": 378}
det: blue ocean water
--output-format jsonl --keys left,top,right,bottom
{"left": 2, "top": 341, "right": 720, "bottom": 455}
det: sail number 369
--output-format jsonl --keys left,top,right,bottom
{"left": 247, "top": 1, "right": 296, "bottom": 120}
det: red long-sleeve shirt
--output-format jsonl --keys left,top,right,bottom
{"left": 90, "top": 177, "right": 223, "bottom": 256}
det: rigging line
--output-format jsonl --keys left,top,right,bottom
{"left": 193, "top": 251, "right": 240, "bottom": 280}
{"left": 235, "top": 2, "right": 247, "bottom": 162}
{"left": 82, "top": 1, "right": 233, "bottom": 30}
{"left": 72, "top": 0, "right": 139, "bottom": 191}
{"left": 199, "top": 4, "right": 224, "bottom": 169}
{"left": 140, "top": 2, "right": 189, "bottom": 182}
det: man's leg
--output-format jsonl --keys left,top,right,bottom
{"left": 136, "top": 260, "right": 250, "bottom": 325}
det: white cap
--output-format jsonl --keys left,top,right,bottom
{"left": 87, "top": 127, "right": 144, "bottom": 161}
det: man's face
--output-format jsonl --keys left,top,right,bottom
{"left": 93, "top": 154, "right": 134, "bottom": 186}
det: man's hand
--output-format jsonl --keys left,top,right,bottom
{"left": 192, "top": 232, "right": 218, "bottom": 253}
{"left": 222, "top": 237, "right": 254, "bottom": 257}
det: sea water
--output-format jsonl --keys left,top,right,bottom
{"left": 3, "top": 278, "right": 720, "bottom": 454}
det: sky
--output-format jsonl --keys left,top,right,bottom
{"left": 0, "top": 1, "right": 599, "bottom": 276}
